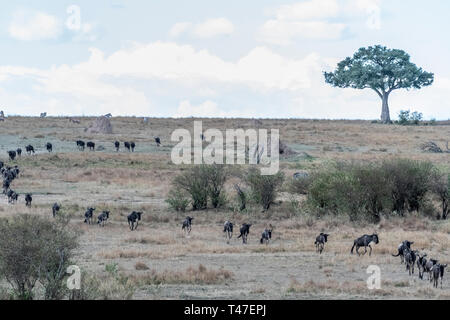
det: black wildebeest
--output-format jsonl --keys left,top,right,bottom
{"left": 223, "top": 221, "right": 233, "bottom": 242}
{"left": 127, "top": 211, "right": 142, "bottom": 231}
{"left": 97, "top": 211, "right": 110, "bottom": 227}
{"left": 155, "top": 137, "right": 161, "bottom": 147}
{"left": 114, "top": 141, "right": 120, "bottom": 152}
{"left": 84, "top": 207, "right": 96, "bottom": 224}
{"left": 25, "top": 145, "right": 35, "bottom": 155}
{"left": 351, "top": 234, "right": 379, "bottom": 256}
{"left": 260, "top": 225, "right": 273, "bottom": 245}
{"left": 404, "top": 249, "right": 419, "bottom": 276}
{"left": 130, "top": 142, "right": 136, "bottom": 152}
{"left": 392, "top": 240, "right": 414, "bottom": 264}
{"left": 7, "top": 190, "right": 18, "bottom": 204}
{"left": 315, "top": 233, "right": 329, "bottom": 254}
{"left": 46, "top": 143, "right": 53, "bottom": 152}
{"left": 417, "top": 253, "right": 428, "bottom": 280}
{"left": 237, "top": 223, "right": 252, "bottom": 244}
{"left": 16, "top": 148, "right": 22, "bottom": 157}
{"left": 182, "top": 216, "right": 194, "bottom": 235}
{"left": 432, "top": 264, "right": 447, "bottom": 288}
{"left": 87, "top": 142, "right": 95, "bottom": 151}
{"left": 8, "top": 151, "right": 16, "bottom": 161}
{"left": 25, "top": 194, "right": 32, "bottom": 207}
{"left": 76, "top": 140, "right": 85, "bottom": 151}
{"left": 52, "top": 203, "right": 61, "bottom": 218}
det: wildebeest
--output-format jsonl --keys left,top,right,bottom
{"left": 351, "top": 234, "right": 379, "bottom": 256}
{"left": 7, "top": 190, "right": 18, "bottom": 204}
{"left": 46, "top": 143, "right": 53, "bottom": 152}
{"left": 127, "top": 211, "right": 142, "bottom": 231}
{"left": 25, "top": 194, "right": 32, "bottom": 207}
{"left": 2, "top": 179, "right": 10, "bottom": 195}
{"left": 114, "top": 141, "right": 120, "bottom": 152}
{"left": 25, "top": 145, "right": 35, "bottom": 155}
{"left": 124, "top": 142, "right": 131, "bottom": 152}
{"left": 87, "top": 142, "right": 95, "bottom": 151}
{"left": 260, "top": 225, "right": 273, "bottom": 245}
{"left": 392, "top": 240, "right": 414, "bottom": 264}
{"left": 84, "top": 207, "right": 96, "bottom": 224}
{"left": 97, "top": 211, "right": 110, "bottom": 227}
{"left": 0, "top": 161, "right": 3, "bottom": 170}
{"left": 425, "top": 259, "right": 439, "bottom": 282}
{"left": 76, "top": 140, "right": 85, "bottom": 151}
{"left": 223, "top": 221, "right": 233, "bottom": 242}
{"left": 237, "top": 223, "right": 252, "bottom": 244}
{"left": 16, "top": 148, "right": 22, "bottom": 157}
{"left": 52, "top": 203, "right": 61, "bottom": 218}
{"left": 155, "top": 137, "right": 161, "bottom": 147}
{"left": 315, "top": 233, "right": 329, "bottom": 254}
{"left": 130, "top": 142, "right": 136, "bottom": 152}
{"left": 417, "top": 253, "right": 428, "bottom": 280}
{"left": 432, "top": 264, "right": 447, "bottom": 288}
{"left": 404, "top": 249, "right": 419, "bottom": 276}
{"left": 182, "top": 216, "right": 194, "bottom": 235}
{"left": 8, "top": 151, "right": 16, "bottom": 161}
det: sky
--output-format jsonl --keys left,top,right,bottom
{"left": 0, "top": 0, "right": 449, "bottom": 120}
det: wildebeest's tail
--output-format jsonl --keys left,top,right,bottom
{"left": 392, "top": 252, "right": 401, "bottom": 257}
{"left": 237, "top": 233, "right": 242, "bottom": 238}
{"left": 260, "top": 238, "right": 264, "bottom": 244}
{"left": 351, "top": 241, "right": 356, "bottom": 254}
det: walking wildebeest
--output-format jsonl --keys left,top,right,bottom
{"left": 46, "top": 143, "right": 53, "bottom": 152}
{"left": 16, "top": 148, "right": 22, "bottom": 157}
{"left": 155, "top": 137, "right": 161, "bottom": 147}
{"left": 130, "top": 142, "right": 136, "bottom": 152}
{"left": 237, "top": 223, "right": 252, "bottom": 244}
{"left": 432, "top": 264, "right": 447, "bottom": 288}
{"left": 127, "top": 211, "right": 142, "bottom": 231}
{"left": 182, "top": 216, "right": 194, "bottom": 235}
{"left": 97, "top": 211, "right": 110, "bottom": 227}
{"left": 260, "top": 225, "right": 273, "bottom": 245}
{"left": 7, "top": 190, "right": 18, "bottom": 204}
{"left": 25, "top": 194, "right": 32, "bottom": 207}
{"left": 392, "top": 240, "right": 414, "bottom": 264}
{"left": 223, "top": 221, "right": 233, "bottom": 242}
{"left": 417, "top": 253, "right": 428, "bottom": 280}
{"left": 84, "top": 207, "right": 96, "bottom": 224}
{"left": 87, "top": 142, "right": 95, "bottom": 151}
{"left": 425, "top": 259, "right": 439, "bottom": 282}
{"left": 404, "top": 249, "right": 419, "bottom": 276}
{"left": 8, "top": 151, "right": 16, "bottom": 161}
{"left": 52, "top": 203, "right": 61, "bottom": 218}
{"left": 114, "top": 141, "right": 120, "bottom": 152}
{"left": 315, "top": 233, "right": 329, "bottom": 254}
{"left": 124, "top": 142, "right": 131, "bottom": 151}
{"left": 351, "top": 234, "right": 379, "bottom": 256}
{"left": 25, "top": 145, "right": 35, "bottom": 155}
{"left": 76, "top": 140, "right": 85, "bottom": 151}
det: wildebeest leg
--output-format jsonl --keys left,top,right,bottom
{"left": 368, "top": 245, "right": 372, "bottom": 256}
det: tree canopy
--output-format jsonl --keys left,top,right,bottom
{"left": 324, "top": 45, "right": 434, "bottom": 123}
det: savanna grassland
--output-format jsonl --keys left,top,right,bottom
{"left": 0, "top": 117, "right": 449, "bottom": 300}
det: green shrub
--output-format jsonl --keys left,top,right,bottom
{"left": 166, "top": 190, "right": 190, "bottom": 212}
{"left": 245, "top": 168, "right": 285, "bottom": 211}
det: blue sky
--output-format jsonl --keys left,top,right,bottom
{"left": 0, "top": 0, "right": 449, "bottom": 119}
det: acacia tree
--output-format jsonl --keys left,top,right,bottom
{"left": 324, "top": 45, "right": 434, "bottom": 123}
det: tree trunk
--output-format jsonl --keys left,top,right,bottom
{"left": 380, "top": 93, "right": 391, "bottom": 123}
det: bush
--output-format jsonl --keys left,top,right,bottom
{"left": 170, "top": 165, "right": 228, "bottom": 211}
{"left": 166, "top": 189, "right": 190, "bottom": 212}
{"left": 430, "top": 171, "right": 449, "bottom": 219}
{"left": 398, "top": 109, "right": 423, "bottom": 125}
{"left": 0, "top": 214, "right": 78, "bottom": 300}
{"left": 245, "top": 168, "right": 284, "bottom": 211}
{"left": 301, "top": 159, "right": 440, "bottom": 222}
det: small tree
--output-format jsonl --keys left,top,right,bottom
{"left": 0, "top": 215, "right": 78, "bottom": 300}
{"left": 246, "top": 168, "right": 284, "bottom": 211}
{"left": 324, "top": 45, "right": 434, "bottom": 123}
{"left": 430, "top": 172, "right": 449, "bottom": 220}
{"left": 205, "top": 165, "right": 228, "bottom": 209}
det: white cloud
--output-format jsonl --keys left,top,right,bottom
{"left": 274, "top": 0, "right": 340, "bottom": 21}
{"left": 192, "top": 18, "right": 234, "bottom": 38}
{"left": 8, "top": 10, "right": 62, "bottom": 41}
{"left": 169, "top": 22, "right": 192, "bottom": 38}
{"left": 260, "top": 20, "right": 346, "bottom": 45}
{"left": 175, "top": 100, "right": 257, "bottom": 118}
{"left": 169, "top": 18, "right": 234, "bottom": 38}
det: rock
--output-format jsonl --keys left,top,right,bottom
{"left": 86, "top": 116, "right": 113, "bottom": 134}
{"left": 420, "top": 141, "right": 443, "bottom": 153}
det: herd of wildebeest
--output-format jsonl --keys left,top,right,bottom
{"left": 1, "top": 138, "right": 447, "bottom": 291}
